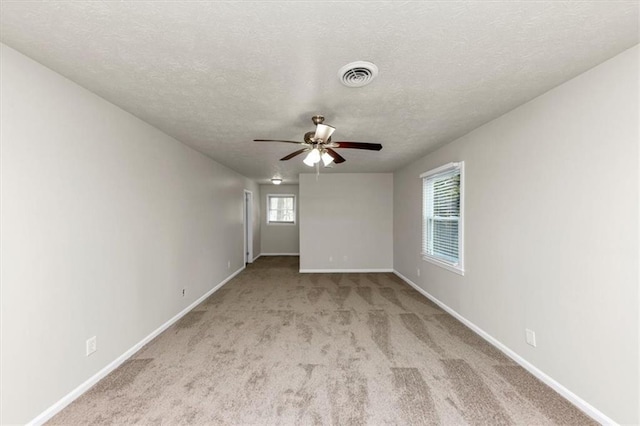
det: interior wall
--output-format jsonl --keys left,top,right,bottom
{"left": 259, "top": 184, "right": 300, "bottom": 255}
{"left": 393, "top": 45, "right": 638, "bottom": 424}
{"left": 299, "top": 173, "right": 393, "bottom": 271}
{"left": 0, "top": 44, "right": 259, "bottom": 424}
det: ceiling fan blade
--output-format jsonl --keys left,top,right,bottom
{"left": 325, "top": 148, "right": 346, "bottom": 164}
{"left": 334, "top": 141, "right": 383, "bottom": 151}
{"left": 254, "top": 139, "right": 302, "bottom": 144}
{"left": 280, "top": 148, "right": 308, "bottom": 161}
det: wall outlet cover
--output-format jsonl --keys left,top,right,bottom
{"left": 525, "top": 329, "right": 537, "bottom": 347}
{"left": 86, "top": 336, "right": 97, "bottom": 356}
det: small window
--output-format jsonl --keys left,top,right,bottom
{"left": 421, "top": 162, "right": 464, "bottom": 275}
{"left": 267, "top": 194, "right": 296, "bottom": 224}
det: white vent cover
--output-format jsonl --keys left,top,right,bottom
{"left": 338, "top": 61, "right": 378, "bottom": 87}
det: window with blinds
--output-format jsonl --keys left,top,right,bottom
{"left": 421, "top": 162, "right": 464, "bottom": 275}
{"left": 267, "top": 194, "right": 296, "bottom": 224}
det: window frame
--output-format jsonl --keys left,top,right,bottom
{"left": 420, "top": 161, "right": 465, "bottom": 276}
{"left": 266, "top": 194, "right": 297, "bottom": 225}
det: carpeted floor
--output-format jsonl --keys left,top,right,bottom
{"left": 49, "top": 256, "right": 595, "bottom": 425}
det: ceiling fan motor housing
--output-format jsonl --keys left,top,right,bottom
{"left": 304, "top": 133, "right": 332, "bottom": 146}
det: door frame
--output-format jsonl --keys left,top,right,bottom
{"left": 243, "top": 189, "right": 254, "bottom": 264}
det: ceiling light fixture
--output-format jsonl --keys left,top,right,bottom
{"left": 303, "top": 148, "right": 321, "bottom": 167}
{"left": 303, "top": 148, "right": 335, "bottom": 168}
{"left": 271, "top": 178, "right": 282, "bottom": 185}
{"left": 303, "top": 121, "right": 337, "bottom": 168}
{"left": 321, "top": 152, "right": 334, "bottom": 167}
{"left": 314, "top": 123, "right": 335, "bottom": 142}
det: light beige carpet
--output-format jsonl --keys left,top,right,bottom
{"left": 49, "top": 256, "right": 595, "bottom": 425}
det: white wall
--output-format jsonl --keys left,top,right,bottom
{"left": 299, "top": 173, "right": 393, "bottom": 271}
{"left": 394, "top": 46, "right": 639, "bottom": 424}
{"left": 259, "top": 184, "right": 299, "bottom": 255}
{"left": 0, "top": 44, "right": 259, "bottom": 424}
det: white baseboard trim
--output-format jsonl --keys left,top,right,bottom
{"left": 300, "top": 268, "right": 393, "bottom": 273}
{"left": 392, "top": 270, "right": 617, "bottom": 426}
{"left": 28, "top": 266, "right": 246, "bottom": 426}
{"left": 260, "top": 253, "right": 300, "bottom": 256}
{"left": 253, "top": 253, "right": 262, "bottom": 261}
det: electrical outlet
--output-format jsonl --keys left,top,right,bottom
{"left": 417, "top": 268, "right": 421, "bottom": 277}
{"left": 86, "top": 336, "right": 97, "bottom": 356}
{"left": 227, "top": 260, "right": 231, "bottom": 269}
{"left": 343, "top": 255, "right": 348, "bottom": 261}
{"left": 525, "top": 329, "right": 537, "bottom": 347}
{"left": 329, "top": 256, "right": 333, "bottom": 262}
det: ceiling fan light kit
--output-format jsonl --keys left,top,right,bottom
{"left": 321, "top": 152, "right": 334, "bottom": 167}
{"left": 314, "top": 123, "right": 335, "bottom": 141}
{"left": 303, "top": 148, "right": 321, "bottom": 167}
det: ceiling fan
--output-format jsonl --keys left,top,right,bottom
{"left": 254, "top": 115, "right": 382, "bottom": 167}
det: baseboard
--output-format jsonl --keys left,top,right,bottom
{"left": 300, "top": 268, "right": 393, "bottom": 273}
{"left": 260, "top": 253, "right": 300, "bottom": 256}
{"left": 253, "top": 253, "right": 261, "bottom": 261}
{"left": 28, "top": 266, "right": 246, "bottom": 426}
{"left": 392, "top": 270, "right": 617, "bottom": 426}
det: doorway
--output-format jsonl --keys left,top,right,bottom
{"left": 243, "top": 190, "right": 253, "bottom": 265}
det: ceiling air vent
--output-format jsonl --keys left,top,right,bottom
{"left": 338, "top": 61, "right": 378, "bottom": 88}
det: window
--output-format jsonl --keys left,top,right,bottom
{"left": 267, "top": 194, "right": 296, "bottom": 224}
{"left": 421, "top": 162, "right": 464, "bottom": 275}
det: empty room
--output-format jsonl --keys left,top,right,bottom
{"left": 1, "top": 2, "right": 638, "bottom": 425}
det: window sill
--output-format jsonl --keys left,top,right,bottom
{"left": 266, "top": 222, "right": 296, "bottom": 226}
{"left": 422, "top": 255, "right": 465, "bottom": 276}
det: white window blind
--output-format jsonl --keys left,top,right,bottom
{"left": 421, "top": 162, "right": 464, "bottom": 274}
{"left": 267, "top": 194, "right": 296, "bottom": 224}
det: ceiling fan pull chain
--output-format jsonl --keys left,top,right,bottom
{"left": 316, "top": 162, "right": 320, "bottom": 180}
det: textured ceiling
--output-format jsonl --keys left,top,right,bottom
{"left": 1, "top": 1, "right": 638, "bottom": 183}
